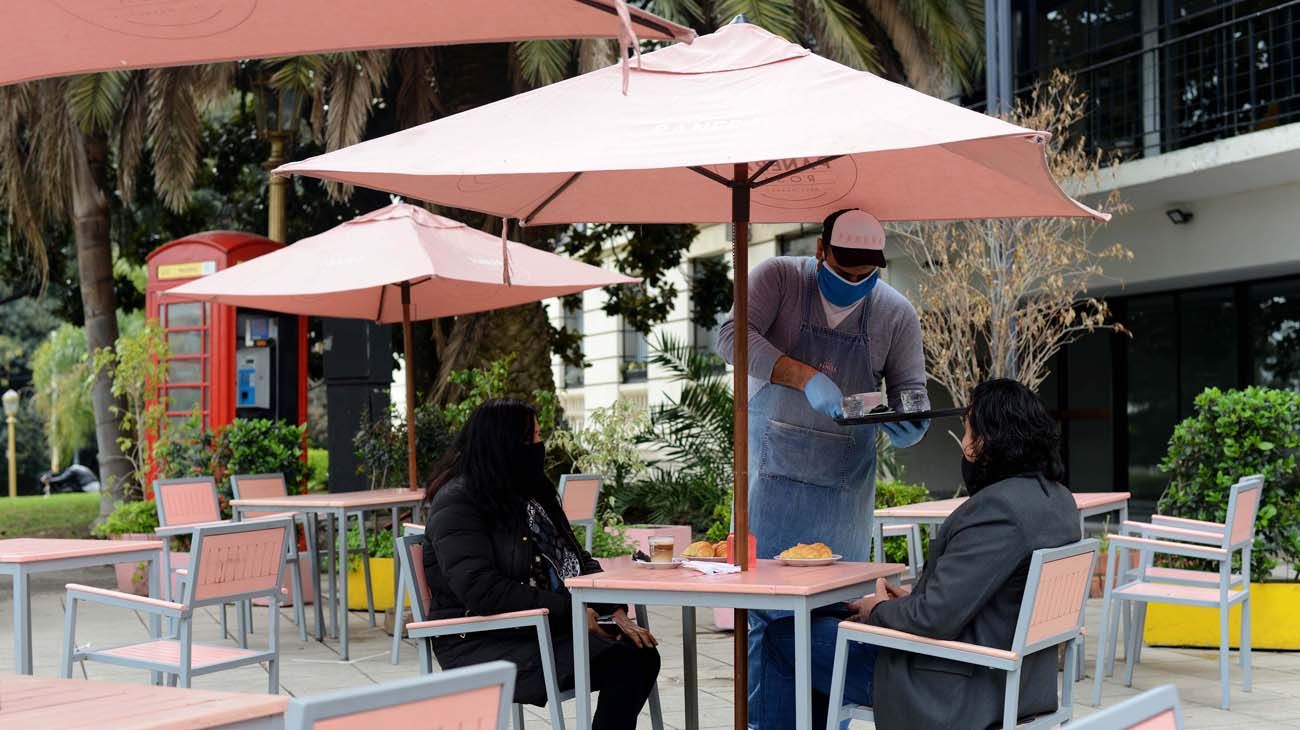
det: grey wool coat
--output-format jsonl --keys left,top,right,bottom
{"left": 866, "top": 474, "right": 1081, "bottom": 730}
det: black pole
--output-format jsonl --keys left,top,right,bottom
{"left": 401, "top": 282, "right": 417, "bottom": 492}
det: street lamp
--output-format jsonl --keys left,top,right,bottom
{"left": 3, "top": 389, "right": 18, "bottom": 498}
{"left": 253, "top": 77, "right": 306, "bottom": 243}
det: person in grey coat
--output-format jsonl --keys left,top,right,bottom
{"left": 759, "top": 378, "right": 1080, "bottom": 729}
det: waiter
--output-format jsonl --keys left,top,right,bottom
{"left": 717, "top": 208, "right": 929, "bottom": 727}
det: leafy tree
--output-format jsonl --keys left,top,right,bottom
{"left": 30, "top": 323, "right": 96, "bottom": 471}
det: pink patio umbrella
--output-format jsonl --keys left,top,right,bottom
{"left": 1, "top": 1, "right": 693, "bottom": 85}
{"left": 275, "top": 20, "right": 1108, "bottom": 724}
{"left": 162, "top": 202, "right": 636, "bottom": 490}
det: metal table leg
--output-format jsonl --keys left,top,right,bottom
{"left": 338, "top": 508, "right": 350, "bottom": 660}
{"left": 327, "top": 513, "right": 338, "bottom": 639}
{"left": 794, "top": 600, "right": 813, "bottom": 730}
{"left": 683, "top": 606, "right": 699, "bottom": 730}
{"left": 14, "top": 567, "right": 31, "bottom": 674}
{"left": 572, "top": 595, "right": 593, "bottom": 730}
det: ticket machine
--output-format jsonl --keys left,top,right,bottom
{"left": 145, "top": 232, "right": 307, "bottom": 432}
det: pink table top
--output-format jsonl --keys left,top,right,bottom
{"left": 0, "top": 673, "right": 287, "bottom": 729}
{"left": 875, "top": 491, "right": 1131, "bottom": 520}
{"left": 0, "top": 538, "right": 164, "bottom": 565}
{"left": 230, "top": 486, "right": 424, "bottom": 510}
{"left": 566, "top": 560, "right": 904, "bottom": 597}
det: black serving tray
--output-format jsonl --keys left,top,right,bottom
{"left": 835, "top": 407, "right": 967, "bottom": 427}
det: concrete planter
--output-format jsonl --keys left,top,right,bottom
{"left": 1144, "top": 582, "right": 1300, "bottom": 650}
{"left": 109, "top": 533, "right": 156, "bottom": 597}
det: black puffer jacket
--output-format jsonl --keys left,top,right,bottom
{"left": 422, "top": 476, "right": 620, "bottom": 704}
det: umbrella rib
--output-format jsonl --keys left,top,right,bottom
{"left": 376, "top": 283, "right": 388, "bottom": 323}
{"left": 688, "top": 166, "right": 734, "bottom": 188}
{"left": 750, "top": 155, "right": 843, "bottom": 188}
{"left": 523, "top": 172, "right": 584, "bottom": 225}
{"left": 747, "top": 160, "right": 777, "bottom": 183}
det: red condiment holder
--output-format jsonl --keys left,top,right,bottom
{"left": 725, "top": 532, "right": 757, "bottom": 568}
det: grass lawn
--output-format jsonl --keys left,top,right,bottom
{"left": 0, "top": 493, "right": 100, "bottom": 539}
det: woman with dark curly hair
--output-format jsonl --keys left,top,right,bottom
{"left": 758, "top": 378, "right": 1081, "bottom": 729}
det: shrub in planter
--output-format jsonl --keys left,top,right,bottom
{"left": 344, "top": 526, "right": 399, "bottom": 610}
{"left": 1157, "top": 386, "right": 1300, "bottom": 577}
{"left": 876, "top": 480, "right": 933, "bottom": 564}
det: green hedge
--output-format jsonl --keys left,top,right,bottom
{"left": 0, "top": 493, "right": 99, "bottom": 538}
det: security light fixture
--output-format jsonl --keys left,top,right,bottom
{"left": 2, "top": 389, "right": 16, "bottom": 417}
{"left": 1165, "top": 208, "right": 1194, "bottom": 225}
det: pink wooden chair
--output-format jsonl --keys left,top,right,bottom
{"left": 284, "top": 660, "right": 516, "bottom": 729}
{"left": 1072, "top": 685, "right": 1183, "bottom": 729}
{"left": 395, "top": 532, "right": 665, "bottom": 730}
{"left": 154, "top": 476, "right": 307, "bottom": 644}
{"left": 1092, "top": 475, "right": 1263, "bottom": 710}
{"left": 827, "top": 539, "right": 1099, "bottom": 730}
{"left": 60, "top": 519, "right": 293, "bottom": 692}
{"left": 230, "top": 473, "right": 319, "bottom": 639}
{"left": 558, "top": 474, "right": 602, "bottom": 553}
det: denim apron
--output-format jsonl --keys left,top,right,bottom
{"left": 747, "top": 264, "right": 880, "bottom": 728}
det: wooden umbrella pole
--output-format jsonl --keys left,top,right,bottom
{"left": 731, "top": 162, "right": 751, "bottom": 729}
{"left": 401, "top": 282, "right": 418, "bottom": 492}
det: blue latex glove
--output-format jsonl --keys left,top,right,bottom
{"left": 803, "top": 372, "right": 844, "bottom": 419}
{"left": 883, "top": 419, "right": 930, "bottom": 449}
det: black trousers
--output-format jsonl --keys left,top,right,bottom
{"left": 560, "top": 638, "right": 661, "bottom": 730}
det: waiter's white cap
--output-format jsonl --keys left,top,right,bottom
{"left": 825, "top": 209, "right": 886, "bottom": 267}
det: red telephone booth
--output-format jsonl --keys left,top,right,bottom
{"left": 146, "top": 232, "right": 308, "bottom": 434}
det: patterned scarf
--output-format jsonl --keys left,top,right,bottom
{"left": 526, "top": 499, "right": 583, "bottom": 592}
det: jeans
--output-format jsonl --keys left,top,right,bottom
{"left": 757, "top": 613, "right": 878, "bottom": 730}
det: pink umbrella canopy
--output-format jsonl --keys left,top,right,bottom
{"left": 162, "top": 203, "right": 636, "bottom": 321}
{"left": 0, "top": 0, "right": 694, "bottom": 85}
{"left": 163, "top": 203, "right": 637, "bottom": 491}
{"left": 277, "top": 21, "right": 1107, "bottom": 225}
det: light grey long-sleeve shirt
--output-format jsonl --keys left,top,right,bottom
{"left": 717, "top": 256, "right": 928, "bottom": 409}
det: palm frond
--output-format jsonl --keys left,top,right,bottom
{"left": 67, "top": 72, "right": 126, "bottom": 133}
{"left": 647, "top": 0, "right": 706, "bottom": 25}
{"left": 803, "top": 0, "right": 879, "bottom": 71}
{"left": 899, "top": 0, "right": 981, "bottom": 80}
{"left": 146, "top": 66, "right": 205, "bottom": 212}
{"left": 29, "top": 79, "right": 76, "bottom": 222}
{"left": 322, "top": 50, "right": 389, "bottom": 201}
{"left": 714, "top": 0, "right": 800, "bottom": 39}
{"left": 392, "top": 47, "right": 441, "bottom": 128}
{"left": 515, "top": 40, "right": 573, "bottom": 88}
{"left": 114, "top": 71, "right": 149, "bottom": 206}
{"left": 0, "top": 84, "right": 48, "bottom": 278}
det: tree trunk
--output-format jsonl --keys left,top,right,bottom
{"left": 72, "top": 129, "right": 131, "bottom": 519}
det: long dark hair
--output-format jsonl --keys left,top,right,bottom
{"left": 966, "top": 378, "right": 1065, "bottom": 487}
{"left": 424, "top": 399, "right": 539, "bottom": 518}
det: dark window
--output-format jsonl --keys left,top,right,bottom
{"left": 563, "top": 302, "right": 585, "bottom": 389}
{"left": 1249, "top": 278, "right": 1300, "bottom": 390}
{"left": 1125, "top": 293, "right": 1179, "bottom": 500}
{"left": 621, "top": 321, "right": 648, "bottom": 383}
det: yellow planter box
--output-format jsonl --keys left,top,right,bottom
{"left": 346, "top": 557, "right": 410, "bottom": 612}
{"left": 1143, "top": 582, "right": 1300, "bottom": 650}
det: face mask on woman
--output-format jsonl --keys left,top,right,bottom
{"left": 509, "top": 441, "right": 549, "bottom": 495}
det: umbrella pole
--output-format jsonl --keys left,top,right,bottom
{"left": 401, "top": 282, "right": 418, "bottom": 492}
{"left": 731, "top": 162, "right": 751, "bottom": 730}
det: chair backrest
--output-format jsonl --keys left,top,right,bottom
{"left": 229, "top": 473, "right": 288, "bottom": 501}
{"left": 1069, "top": 684, "right": 1183, "bottom": 729}
{"left": 186, "top": 519, "right": 292, "bottom": 605}
{"left": 284, "top": 660, "right": 515, "bottom": 730}
{"left": 154, "top": 476, "right": 221, "bottom": 527}
{"left": 1013, "top": 538, "right": 1099, "bottom": 655}
{"left": 1224, "top": 475, "right": 1265, "bottom": 548}
{"left": 398, "top": 533, "right": 434, "bottom": 621}
{"left": 558, "top": 474, "right": 602, "bottom": 523}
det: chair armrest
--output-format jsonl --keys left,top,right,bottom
{"left": 406, "top": 608, "right": 550, "bottom": 638}
{"left": 154, "top": 519, "right": 233, "bottom": 537}
{"left": 66, "top": 583, "right": 186, "bottom": 617}
{"left": 1151, "top": 515, "right": 1225, "bottom": 533}
{"left": 1120, "top": 521, "right": 1223, "bottom": 545}
{"left": 837, "top": 622, "right": 1019, "bottom": 671}
{"left": 1106, "top": 534, "right": 1228, "bottom": 562}
{"left": 881, "top": 524, "right": 917, "bottom": 537}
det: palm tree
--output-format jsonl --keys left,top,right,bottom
{"left": 0, "top": 66, "right": 231, "bottom": 519}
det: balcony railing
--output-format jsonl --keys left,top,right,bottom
{"left": 976, "top": 0, "right": 1300, "bottom": 160}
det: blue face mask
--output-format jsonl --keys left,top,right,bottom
{"left": 817, "top": 262, "right": 878, "bottom": 307}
